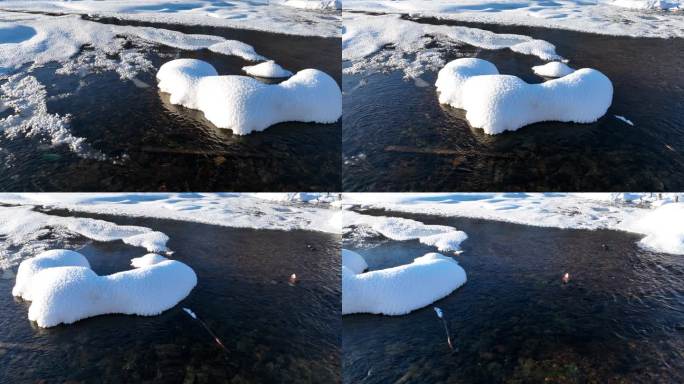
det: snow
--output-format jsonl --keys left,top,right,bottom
{"left": 157, "top": 59, "right": 342, "bottom": 134}
{"left": 532, "top": 62, "right": 575, "bottom": 78}
{"left": 280, "top": 0, "right": 341, "bottom": 10}
{"left": 242, "top": 61, "right": 293, "bottom": 78}
{"left": 131, "top": 253, "right": 169, "bottom": 268}
{"left": 343, "top": 1, "right": 684, "bottom": 39}
{"left": 615, "top": 115, "right": 635, "bottom": 126}
{"left": 435, "top": 58, "right": 499, "bottom": 108}
{"left": 157, "top": 59, "right": 218, "bottom": 109}
{"left": 619, "top": 203, "right": 684, "bottom": 255}
{"left": 207, "top": 40, "right": 266, "bottom": 62}
{"left": 342, "top": 252, "right": 467, "bottom": 316}
{"left": 0, "top": 193, "right": 340, "bottom": 235}
{"left": 343, "top": 210, "right": 468, "bottom": 252}
{"left": 436, "top": 58, "right": 613, "bottom": 134}
{"left": 12, "top": 249, "right": 90, "bottom": 301}
{"left": 341, "top": 249, "right": 368, "bottom": 274}
{"left": 0, "top": 1, "right": 340, "bottom": 38}
{"left": 342, "top": 193, "right": 684, "bottom": 255}
{"left": 343, "top": 13, "right": 563, "bottom": 79}
{"left": 17, "top": 250, "right": 196, "bottom": 327}
{"left": 0, "top": 206, "right": 170, "bottom": 259}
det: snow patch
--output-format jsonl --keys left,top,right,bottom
{"left": 342, "top": 251, "right": 467, "bottom": 316}
{"left": 532, "top": 62, "right": 575, "bottom": 78}
{"left": 242, "top": 60, "right": 293, "bottom": 78}
{"left": 343, "top": 13, "right": 563, "bottom": 79}
{"left": 12, "top": 249, "right": 90, "bottom": 300}
{"left": 436, "top": 58, "right": 613, "bottom": 134}
{"left": 343, "top": 210, "right": 468, "bottom": 252}
{"left": 341, "top": 249, "right": 368, "bottom": 274}
{"left": 615, "top": 115, "right": 635, "bottom": 126}
{"left": 208, "top": 40, "right": 267, "bottom": 62}
{"left": 620, "top": 203, "right": 684, "bottom": 255}
{"left": 157, "top": 59, "right": 341, "bottom": 134}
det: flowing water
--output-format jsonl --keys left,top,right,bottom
{"left": 0, "top": 211, "right": 341, "bottom": 383}
{"left": 343, "top": 210, "right": 684, "bottom": 383}
{"left": 0, "top": 16, "right": 341, "bottom": 191}
{"left": 343, "top": 15, "right": 684, "bottom": 191}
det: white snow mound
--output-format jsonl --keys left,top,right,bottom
{"left": 157, "top": 59, "right": 218, "bottom": 109}
{"left": 157, "top": 59, "right": 342, "bottom": 134}
{"left": 12, "top": 249, "right": 90, "bottom": 301}
{"left": 15, "top": 250, "right": 196, "bottom": 327}
{"left": 242, "top": 60, "right": 293, "bottom": 78}
{"left": 435, "top": 58, "right": 499, "bottom": 108}
{"left": 532, "top": 62, "right": 575, "bottom": 78}
{"left": 342, "top": 252, "right": 467, "bottom": 316}
{"left": 621, "top": 202, "right": 684, "bottom": 255}
{"left": 341, "top": 249, "right": 368, "bottom": 274}
{"left": 436, "top": 58, "right": 613, "bottom": 134}
{"left": 130, "top": 253, "right": 169, "bottom": 268}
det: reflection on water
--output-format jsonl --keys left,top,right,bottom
{"left": 343, "top": 210, "right": 684, "bottom": 383}
{"left": 0, "top": 18, "right": 341, "bottom": 192}
{"left": 343, "top": 16, "right": 684, "bottom": 191}
{"left": 0, "top": 212, "right": 341, "bottom": 383}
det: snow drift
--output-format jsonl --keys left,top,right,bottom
{"left": 242, "top": 61, "right": 293, "bottom": 78}
{"left": 157, "top": 59, "right": 342, "bottom": 134}
{"left": 436, "top": 58, "right": 613, "bottom": 134}
{"left": 14, "top": 250, "right": 196, "bottom": 327}
{"left": 532, "top": 62, "right": 575, "bottom": 78}
{"left": 620, "top": 202, "right": 684, "bottom": 255}
{"left": 341, "top": 249, "right": 368, "bottom": 274}
{"left": 342, "top": 251, "right": 467, "bottom": 316}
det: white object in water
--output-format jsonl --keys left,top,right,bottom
{"left": 342, "top": 252, "right": 467, "bottom": 316}
{"left": 436, "top": 58, "right": 613, "bottom": 134}
{"left": 532, "top": 61, "right": 575, "bottom": 78}
{"left": 14, "top": 250, "right": 196, "bottom": 327}
{"left": 341, "top": 249, "right": 368, "bottom": 274}
{"left": 157, "top": 59, "right": 342, "bottom": 135}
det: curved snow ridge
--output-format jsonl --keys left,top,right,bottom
{"left": 342, "top": 251, "right": 467, "bottom": 316}
{"left": 436, "top": 58, "right": 613, "bottom": 134}
{"left": 0, "top": 206, "right": 170, "bottom": 257}
{"left": 532, "top": 62, "right": 575, "bottom": 78}
{"left": 13, "top": 249, "right": 196, "bottom": 327}
{"left": 157, "top": 59, "right": 342, "bottom": 135}
{"left": 343, "top": 210, "right": 467, "bottom": 252}
{"left": 342, "top": 13, "right": 563, "bottom": 79}
{"left": 342, "top": 249, "right": 368, "bottom": 274}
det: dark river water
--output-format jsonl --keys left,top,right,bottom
{"left": 0, "top": 210, "right": 341, "bottom": 383}
{"left": 343, "top": 210, "right": 684, "bottom": 383}
{"left": 0, "top": 15, "right": 341, "bottom": 191}
{"left": 342, "top": 15, "right": 684, "bottom": 192}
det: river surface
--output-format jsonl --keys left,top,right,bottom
{"left": 0, "top": 210, "right": 341, "bottom": 383}
{"left": 0, "top": 15, "right": 341, "bottom": 191}
{"left": 342, "top": 15, "right": 684, "bottom": 191}
{"left": 343, "top": 210, "right": 684, "bottom": 383}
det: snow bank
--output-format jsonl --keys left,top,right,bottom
{"left": 279, "top": 0, "right": 341, "bottom": 10}
{"left": 342, "top": 249, "right": 368, "bottom": 274}
{"left": 436, "top": 58, "right": 613, "bottom": 134}
{"left": 0, "top": 206, "right": 170, "bottom": 255}
{"left": 0, "top": 193, "right": 340, "bottom": 235}
{"left": 157, "top": 59, "right": 341, "bottom": 134}
{"left": 620, "top": 203, "right": 684, "bottom": 255}
{"left": 343, "top": 13, "right": 562, "bottom": 79}
{"left": 207, "top": 40, "right": 266, "bottom": 62}
{"left": 15, "top": 250, "right": 196, "bottom": 327}
{"left": 342, "top": 193, "right": 684, "bottom": 255}
{"left": 131, "top": 253, "right": 169, "bottom": 267}
{"left": 343, "top": 0, "right": 684, "bottom": 39}
{"left": 12, "top": 249, "right": 90, "bottom": 300}
{"left": 0, "top": 1, "right": 340, "bottom": 38}
{"left": 532, "top": 62, "right": 575, "bottom": 78}
{"left": 242, "top": 61, "right": 293, "bottom": 78}
{"left": 343, "top": 210, "right": 468, "bottom": 252}
{"left": 342, "top": 252, "right": 467, "bottom": 316}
